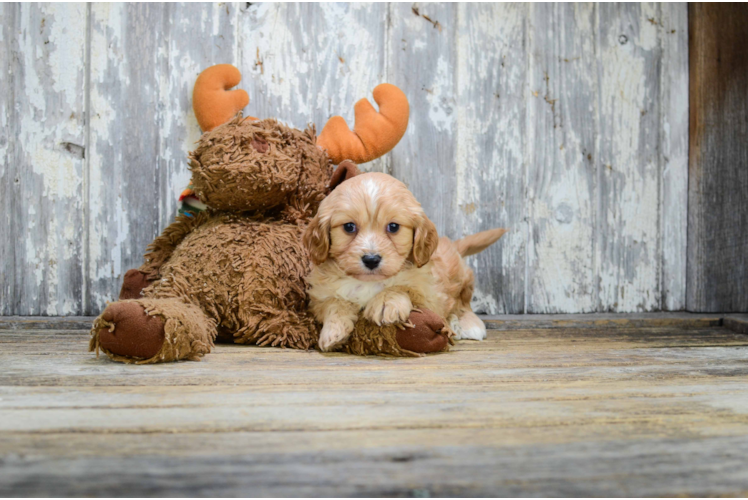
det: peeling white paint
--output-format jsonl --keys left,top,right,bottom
{"left": 639, "top": 3, "right": 659, "bottom": 51}
{"left": 524, "top": 3, "right": 598, "bottom": 313}
{"left": 597, "top": 3, "right": 661, "bottom": 312}
{"left": 46, "top": 3, "right": 87, "bottom": 110}
{"left": 454, "top": 3, "right": 527, "bottom": 314}
{"left": 88, "top": 2, "right": 134, "bottom": 294}
{"left": 426, "top": 56, "right": 454, "bottom": 133}
{"left": 3, "top": 3, "right": 689, "bottom": 315}
{"left": 470, "top": 287, "right": 500, "bottom": 315}
{"left": 10, "top": 4, "right": 86, "bottom": 315}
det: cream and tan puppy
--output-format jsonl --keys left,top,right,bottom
{"left": 303, "top": 172, "right": 506, "bottom": 352}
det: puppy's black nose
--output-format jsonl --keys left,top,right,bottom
{"left": 361, "top": 254, "right": 382, "bottom": 270}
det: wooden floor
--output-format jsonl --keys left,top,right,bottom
{"left": 2, "top": 314, "right": 748, "bottom": 497}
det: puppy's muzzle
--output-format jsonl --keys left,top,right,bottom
{"left": 361, "top": 254, "right": 382, "bottom": 270}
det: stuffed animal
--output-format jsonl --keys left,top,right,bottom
{"left": 89, "top": 64, "right": 450, "bottom": 363}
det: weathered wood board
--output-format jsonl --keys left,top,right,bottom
{"left": 1, "top": 4, "right": 87, "bottom": 316}
{"left": 2, "top": 322, "right": 748, "bottom": 496}
{"left": 0, "top": 3, "right": 690, "bottom": 315}
{"left": 687, "top": 3, "right": 748, "bottom": 312}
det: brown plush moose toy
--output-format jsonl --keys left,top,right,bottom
{"left": 89, "top": 64, "right": 451, "bottom": 363}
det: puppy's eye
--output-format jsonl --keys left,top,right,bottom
{"left": 342, "top": 222, "right": 357, "bottom": 234}
{"left": 386, "top": 223, "right": 400, "bottom": 233}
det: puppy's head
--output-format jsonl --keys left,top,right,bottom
{"left": 304, "top": 171, "right": 439, "bottom": 281}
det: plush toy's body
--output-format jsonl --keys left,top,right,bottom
{"left": 92, "top": 118, "right": 328, "bottom": 362}
{"left": 90, "top": 65, "right": 451, "bottom": 363}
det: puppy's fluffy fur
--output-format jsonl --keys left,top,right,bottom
{"left": 304, "top": 172, "right": 506, "bottom": 352}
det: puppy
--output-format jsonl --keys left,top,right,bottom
{"left": 303, "top": 171, "right": 506, "bottom": 352}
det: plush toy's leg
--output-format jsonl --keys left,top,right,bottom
{"left": 118, "top": 269, "right": 153, "bottom": 300}
{"left": 90, "top": 298, "right": 216, "bottom": 364}
{"left": 396, "top": 309, "right": 451, "bottom": 353}
{"left": 344, "top": 309, "right": 451, "bottom": 357}
{"left": 234, "top": 307, "right": 318, "bottom": 350}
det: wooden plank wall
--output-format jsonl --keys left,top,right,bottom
{"left": 0, "top": 3, "right": 689, "bottom": 316}
{"left": 687, "top": 3, "right": 748, "bottom": 312}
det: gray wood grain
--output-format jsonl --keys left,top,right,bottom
{"left": 0, "top": 3, "right": 696, "bottom": 315}
{"left": 0, "top": 4, "right": 15, "bottom": 315}
{"left": 1, "top": 4, "right": 87, "bottom": 316}
{"left": 687, "top": 3, "right": 748, "bottom": 312}
{"left": 2, "top": 323, "right": 748, "bottom": 495}
{"left": 525, "top": 3, "right": 597, "bottom": 313}
{"left": 659, "top": 3, "right": 689, "bottom": 311}
{"left": 724, "top": 316, "right": 748, "bottom": 335}
{"left": 2, "top": 433, "right": 748, "bottom": 497}
{"left": 456, "top": 3, "right": 527, "bottom": 314}
{"left": 596, "top": 3, "right": 663, "bottom": 312}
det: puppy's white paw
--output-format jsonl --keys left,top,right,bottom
{"left": 450, "top": 314, "right": 487, "bottom": 340}
{"left": 318, "top": 322, "right": 351, "bottom": 352}
{"left": 455, "top": 325, "right": 487, "bottom": 340}
{"left": 364, "top": 293, "right": 412, "bottom": 326}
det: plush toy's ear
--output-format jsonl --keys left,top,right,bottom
{"left": 412, "top": 215, "right": 439, "bottom": 268}
{"left": 329, "top": 160, "right": 361, "bottom": 191}
{"left": 193, "top": 64, "right": 254, "bottom": 132}
{"left": 317, "top": 84, "right": 409, "bottom": 164}
{"left": 303, "top": 214, "right": 330, "bottom": 265}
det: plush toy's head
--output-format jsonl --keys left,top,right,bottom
{"left": 189, "top": 117, "right": 330, "bottom": 214}
{"left": 186, "top": 64, "right": 409, "bottom": 216}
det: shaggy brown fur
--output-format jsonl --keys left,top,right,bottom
{"left": 90, "top": 118, "right": 329, "bottom": 362}
{"left": 91, "top": 298, "right": 215, "bottom": 364}
{"left": 189, "top": 116, "right": 330, "bottom": 221}
{"left": 345, "top": 309, "right": 452, "bottom": 358}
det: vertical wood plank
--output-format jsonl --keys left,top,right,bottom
{"left": 455, "top": 3, "right": 527, "bottom": 314}
{"left": 87, "top": 4, "right": 164, "bottom": 312}
{"left": 387, "top": 3, "right": 458, "bottom": 245}
{"left": 2, "top": 4, "right": 87, "bottom": 315}
{"left": 687, "top": 3, "right": 748, "bottom": 312}
{"left": 595, "top": 3, "right": 662, "bottom": 312}
{"left": 86, "top": 4, "right": 238, "bottom": 314}
{"left": 237, "top": 3, "right": 388, "bottom": 172}
{"left": 525, "top": 3, "right": 597, "bottom": 313}
{"left": 0, "top": 4, "right": 15, "bottom": 314}
{"left": 658, "top": 3, "right": 688, "bottom": 311}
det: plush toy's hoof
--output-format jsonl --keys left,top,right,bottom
{"left": 119, "top": 269, "right": 153, "bottom": 300}
{"left": 97, "top": 302, "right": 165, "bottom": 359}
{"left": 396, "top": 309, "right": 450, "bottom": 354}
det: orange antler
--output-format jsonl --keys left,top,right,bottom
{"left": 193, "top": 64, "right": 251, "bottom": 132}
{"left": 317, "top": 84, "right": 409, "bottom": 164}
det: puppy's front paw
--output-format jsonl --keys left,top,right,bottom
{"left": 318, "top": 322, "right": 352, "bottom": 352}
{"left": 364, "top": 293, "right": 412, "bottom": 326}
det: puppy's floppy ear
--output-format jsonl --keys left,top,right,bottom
{"left": 329, "top": 160, "right": 361, "bottom": 191}
{"left": 303, "top": 214, "right": 330, "bottom": 265}
{"left": 412, "top": 215, "right": 439, "bottom": 268}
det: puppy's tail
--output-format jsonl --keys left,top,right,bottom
{"left": 455, "top": 228, "right": 508, "bottom": 257}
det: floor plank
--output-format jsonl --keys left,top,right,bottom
{"left": 1, "top": 320, "right": 748, "bottom": 496}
